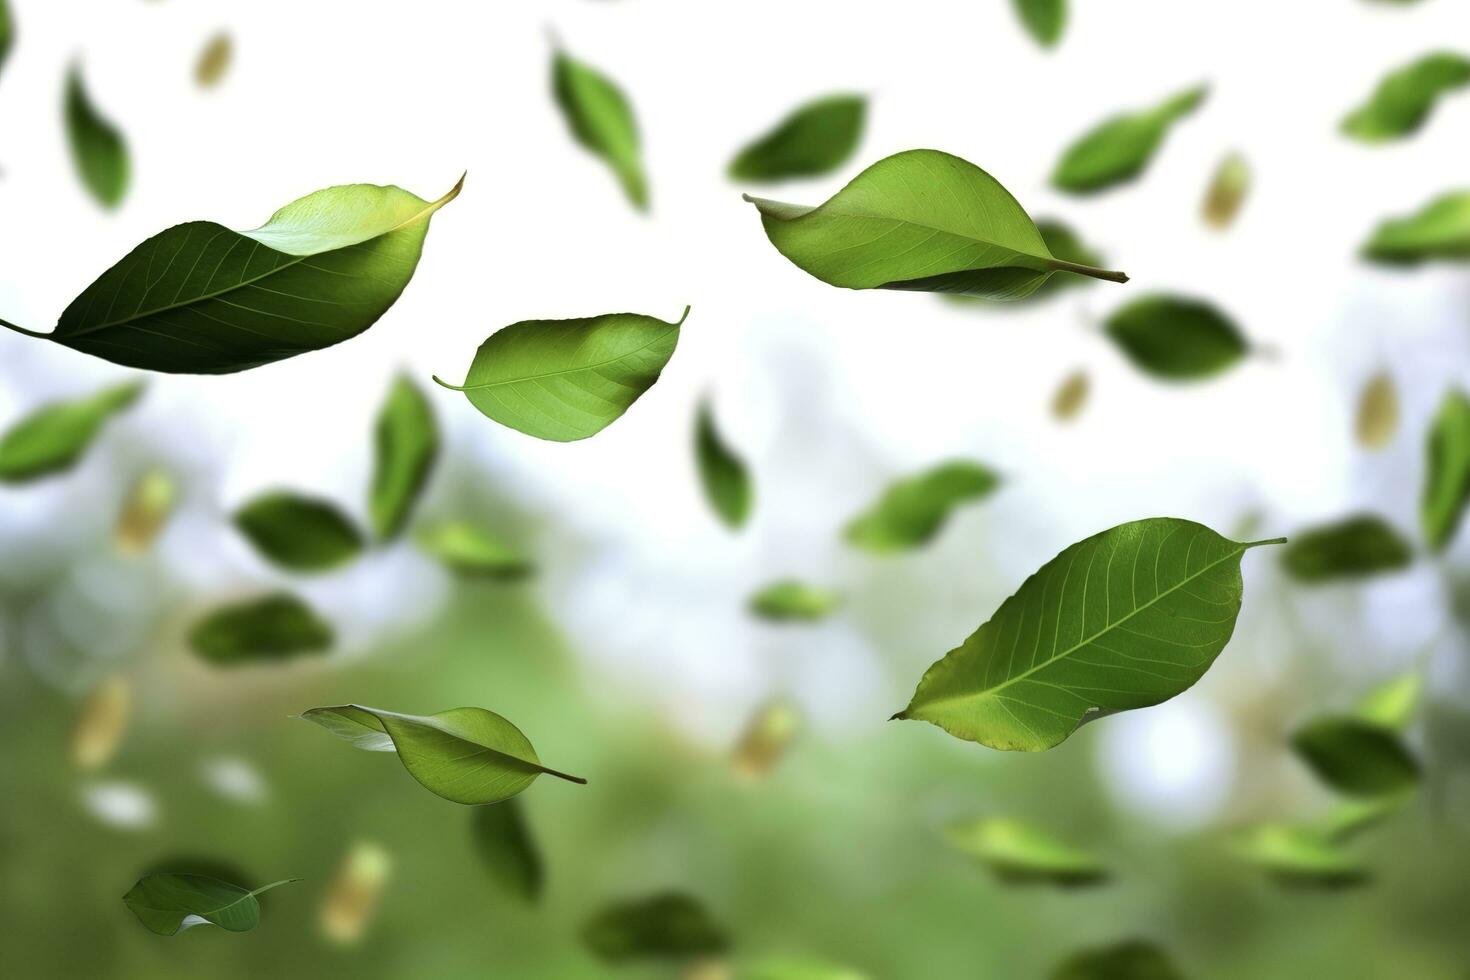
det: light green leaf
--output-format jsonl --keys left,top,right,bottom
{"left": 1052, "top": 85, "right": 1207, "bottom": 194}
{"left": 195, "top": 31, "right": 233, "bottom": 89}
{"left": 581, "top": 892, "right": 729, "bottom": 963}
{"left": 944, "top": 817, "right": 1107, "bottom": 886}
{"left": 744, "top": 960, "right": 867, "bottom": 980}
{"left": 1052, "top": 369, "right": 1090, "bottom": 422}
{"left": 1422, "top": 388, "right": 1470, "bottom": 550}
{"left": 0, "top": 381, "right": 142, "bottom": 483}
{"left": 1356, "top": 673, "right": 1422, "bottom": 730}
{"left": 894, "top": 518, "right": 1281, "bottom": 752}
{"left": 695, "top": 398, "right": 753, "bottom": 529}
{"left": 1280, "top": 514, "right": 1412, "bottom": 582}
{"left": 300, "top": 704, "right": 585, "bottom": 805}
{"left": 369, "top": 375, "right": 438, "bottom": 540}
{"left": 1291, "top": 715, "right": 1420, "bottom": 797}
{"left": 0, "top": 177, "right": 461, "bottom": 374}
{"left": 1201, "top": 152, "right": 1250, "bottom": 229}
{"left": 471, "top": 799, "right": 542, "bottom": 904}
{"left": 729, "top": 94, "right": 865, "bottom": 182}
{"left": 233, "top": 492, "right": 364, "bottom": 572}
{"left": 1012, "top": 0, "right": 1066, "bottom": 48}
{"left": 1230, "top": 824, "right": 1370, "bottom": 888}
{"left": 115, "top": 467, "right": 178, "bottom": 554}
{"left": 732, "top": 699, "right": 802, "bottom": 779}
{"left": 744, "top": 149, "right": 1128, "bottom": 301}
{"left": 415, "top": 520, "right": 532, "bottom": 579}
{"left": 188, "top": 593, "right": 333, "bottom": 666}
{"left": 122, "top": 874, "right": 297, "bottom": 936}
{"left": 749, "top": 580, "right": 843, "bottom": 623}
{"left": 320, "top": 840, "right": 391, "bottom": 945}
{"left": 66, "top": 63, "right": 129, "bottom": 209}
{"left": 1049, "top": 940, "right": 1185, "bottom": 980}
{"left": 845, "top": 460, "right": 1000, "bottom": 554}
{"left": 1314, "top": 794, "right": 1411, "bottom": 842}
{"left": 433, "top": 307, "right": 684, "bottom": 441}
{"left": 1342, "top": 52, "right": 1470, "bottom": 143}
{"left": 1362, "top": 191, "right": 1470, "bottom": 264}
{"left": 552, "top": 47, "right": 646, "bottom": 209}
{"left": 1356, "top": 371, "right": 1399, "bottom": 449}
{"left": 1103, "top": 294, "right": 1250, "bottom": 381}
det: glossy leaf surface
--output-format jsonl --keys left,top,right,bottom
{"left": 944, "top": 817, "right": 1106, "bottom": 885}
{"left": 369, "top": 375, "right": 438, "bottom": 540}
{"left": 729, "top": 94, "right": 865, "bottom": 182}
{"left": 189, "top": 593, "right": 333, "bottom": 666}
{"left": 1052, "top": 86, "right": 1206, "bottom": 194}
{"left": 0, "top": 381, "right": 142, "bottom": 483}
{"left": 1103, "top": 295, "right": 1248, "bottom": 380}
{"left": 695, "top": 398, "right": 752, "bottom": 529}
{"left": 122, "top": 874, "right": 297, "bottom": 936}
{"left": 66, "top": 64, "right": 129, "bottom": 208}
{"left": 581, "top": 892, "right": 729, "bottom": 963}
{"left": 1342, "top": 52, "right": 1470, "bottom": 142}
{"left": 845, "top": 460, "right": 999, "bottom": 554}
{"left": 1422, "top": 388, "right": 1470, "bottom": 550}
{"left": 552, "top": 48, "right": 646, "bottom": 209}
{"left": 234, "top": 492, "right": 364, "bottom": 572}
{"left": 1280, "top": 515, "right": 1412, "bottom": 582}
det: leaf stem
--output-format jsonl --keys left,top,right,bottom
{"left": 1243, "top": 537, "right": 1288, "bottom": 549}
{"left": 540, "top": 765, "right": 588, "bottom": 786}
{"left": 431, "top": 375, "right": 465, "bottom": 392}
{"left": 1049, "top": 259, "right": 1129, "bottom": 284}
{"left": 0, "top": 317, "right": 50, "bottom": 339}
{"left": 674, "top": 305, "right": 691, "bottom": 326}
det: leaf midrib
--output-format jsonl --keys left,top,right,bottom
{"left": 447, "top": 324, "right": 678, "bottom": 391}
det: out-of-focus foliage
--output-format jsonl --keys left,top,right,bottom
{"left": 233, "top": 492, "right": 365, "bottom": 573}
{"left": 695, "top": 398, "right": 753, "bottom": 530}
{"left": 415, "top": 520, "right": 533, "bottom": 578}
{"left": 551, "top": 45, "right": 647, "bottom": 209}
{"left": 65, "top": 63, "right": 129, "bottom": 208}
{"left": 1051, "top": 86, "right": 1206, "bottom": 194}
{"left": 1362, "top": 191, "right": 1470, "bottom": 264}
{"left": 1341, "top": 52, "right": 1470, "bottom": 142}
{"left": 188, "top": 594, "right": 334, "bottom": 666}
{"left": 844, "top": 460, "right": 999, "bottom": 554}
{"left": 1421, "top": 388, "right": 1470, "bottom": 551}
{"left": 1201, "top": 152, "right": 1250, "bottom": 229}
{"left": 1279, "top": 515, "right": 1412, "bottom": 582}
{"left": 0, "top": 381, "right": 142, "bottom": 483}
{"left": 944, "top": 816, "right": 1108, "bottom": 885}
{"left": 1102, "top": 295, "right": 1249, "bottom": 381}
{"left": 728, "top": 94, "right": 865, "bottom": 182}
{"left": 748, "top": 580, "right": 842, "bottom": 622}
{"left": 1012, "top": 0, "right": 1066, "bottom": 49}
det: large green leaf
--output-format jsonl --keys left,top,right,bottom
{"left": 581, "top": 892, "right": 729, "bottom": 963}
{"left": 695, "top": 398, "right": 753, "bottom": 529}
{"left": 1422, "top": 388, "right": 1470, "bottom": 550}
{"left": 552, "top": 47, "right": 646, "bottom": 209}
{"left": 122, "top": 874, "right": 297, "bottom": 936}
{"left": 1362, "top": 191, "right": 1470, "bottom": 264}
{"left": 945, "top": 219, "right": 1108, "bottom": 309}
{"left": 471, "top": 799, "right": 542, "bottom": 904}
{"left": 1201, "top": 152, "right": 1250, "bottom": 230}
{"left": 1052, "top": 85, "right": 1207, "bottom": 194}
{"left": 944, "top": 817, "right": 1107, "bottom": 886}
{"left": 1103, "top": 294, "right": 1249, "bottom": 381}
{"left": 1049, "top": 940, "right": 1185, "bottom": 980}
{"left": 299, "top": 704, "right": 585, "bottom": 805}
{"left": 893, "top": 518, "right": 1281, "bottom": 751}
{"left": 845, "top": 460, "right": 1000, "bottom": 554}
{"left": 1342, "top": 52, "right": 1470, "bottom": 142}
{"left": 66, "top": 63, "right": 129, "bottom": 209}
{"left": 188, "top": 593, "right": 333, "bottom": 666}
{"left": 0, "top": 178, "right": 461, "bottom": 373}
{"left": 233, "top": 492, "right": 365, "bottom": 572}
{"left": 728, "top": 94, "right": 865, "bottom": 182}
{"left": 749, "top": 580, "right": 843, "bottom": 623}
{"left": 1279, "top": 514, "right": 1412, "bottom": 582}
{"left": 1012, "top": 0, "right": 1066, "bottom": 48}
{"left": 415, "top": 520, "right": 532, "bottom": 579}
{"left": 369, "top": 375, "right": 438, "bottom": 540}
{"left": 1291, "top": 716, "right": 1420, "bottom": 797}
{"left": 1230, "top": 824, "right": 1369, "bottom": 888}
{"left": 0, "top": 381, "right": 142, "bottom": 483}
{"left": 744, "top": 149, "right": 1128, "bottom": 301}
{"left": 434, "top": 308, "right": 684, "bottom": 441}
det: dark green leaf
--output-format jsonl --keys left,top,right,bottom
{"left": 0, "top": 381, "right": 142, "bottom": 483}
{"left": 552, "top": 47, "right": 646, "bottom": 209}
{"left": 695, "top": 398, "right": 753, "bottom": 529}
{"left": 1052, "top": 85, "right": 1207, "bottom": 194}
{"left": 845, "top": 460, "right": 999, "bottom": 554}
{"left": 233, "top": 492, "right": 364, "bottom": 572}
{"left": 189, "top": 593, "right": 333, "bottom": 666}
{"left": 745, "top": 149, "right": 1128, "bottom": 301}
{"left": 1012, "top": 0, "right": 1066, "bottom": 48}
{"left": 1050, "top": 940, "right": 1185, "bottom": 980}
{"left": 66, "top": 63, "right": 129, "bottom": 209}
{"left": 415, "top": 521, "right": 532, "bottom": 579}
{"left": 195, "top": 32, "right": 232, "bottom": 89}
{"left": 728, "top": 94, "right": 865, "bottom": 182}
{"left": 944, "top": 817, "right": 1107, "bottom": 886}
{"left": 434, "top": 307, "right": 684, "bottom": 442}
{"left": 1280, "top": 514, "right": 1412, "bottom": 582}
{"left": 894, "top": 518, "right": 1282, "bottom": 751}
{"left": 1291, "top": 716, "right": 1420, "bottom": 797}
{"left": 0, "top": 1, "right": 13, "bottom": 85}
{"left": 1342, "top": 52, "right": 1470, "bottom": 143}
{"left": 471, "top": 799, "right": 542, "bottom": 903}
{"left": 369, "top": 375, "right": 438, "bottom": 540}
{"left": 1422, "top": 388, "right": 1470, "bottom": 550}
{"left": 1103, "top": 294, "right": 1250, "bottom": 380}
{"left": 581, "top": 892, "right": 729, "bottom": 963}
{"left": 122, "top": 874, "right": 297, "bottom": 936}
{"left": 1201, "top": 152, "right": 1250, "bottom": 229}
{"left": 300, "top": 704, "right": 585, "bottom": 805}
{"left": 749, "top": 580, "right": 842, "bottom": 622}
{"left": 1362, "top": 191, "right": 1470, "bottom": 264}
{"left": 1230, "top": 824, "right": 1370, "bottom": 888}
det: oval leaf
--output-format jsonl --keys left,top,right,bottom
{"left": 728, "top": 94, "right": 865, "bottom": 182}
{"left": 1201, "top": 152, "right": 1250, "bottom": 229}
{"left": 894, "top": 518, "right": 1282, "bottom": 751}
{"left": 115, "top": 467, "right": 178, "bottom": 554}
{"left": 581, "top": 892, "right": 729, "bottom": 964}
{"left": 189, "top": 593, "right": 333, "bottom": 666}
{"left": 1104, "top": 294, "right": 1249, "bottom": 380}
{"left": 1421, "top": 388, "right": 1470, "bottom": 551}
{"left": 471, "top": 799, "right": 543, "bottom": 904}
{"left": 369, "top": 375, "right": 438, "bottom": 540}
{"left": 195, "top": 32, "right": 233, "bottom": 89}
{"left": 845, "top": 460, "right": 999, "bottom": 554}
{"left": 1050, "top": 940, "right": 1185, "bottom": 980}
{"left": 944, "top": 817, "right": 1107, "bottom": 886}
{"left": 695, "top": 398, "right": 753, "bottom": 529}
{"left": 1052, "top": 85, "right": 1207, "bottom": 194}
{"left": 749, "top": 580, "right": 842, "bottom": 623}
{"left": 1355, "top": 371, "right": 1399, "bottom": 449}
{"left": 1052, "top": 369, "right": 1090, "bottom": 422}
{"left": 1291, "top": 716, "right": 1420, "bottom": 797}
{"left": 0, "top": 380, "right": 143, "bottom": 483}
{"left": 1342, "top": 52, "right": 1470, "bottom": 143}
{"left": 1280, "top": 514, "right": 1412, "bottom": 582}
{"left": 1231, "top": 824, "right": 1370, "bottom": 888}
{"left": 1012, "top": 0, "right": 1066, "bottom": 48}
{"left": 1362, "top": 191, "right": 1470, "bottom": 264}
{"left": 552, "top": 47, "right": 646, "bottom": 209}
{"left": 744, "top": 149, "right": 1128, "bottom": 301}
{"left": 66, "top": 63, "right": 129, "bottom": 208}
{"left": 416, "top": 520, "right": 532, "bottom": 579}
{"left": 122, "top": 874, "right": 297, "bottom": 936}
{"left": 234, "top": 491, "right": 365, "bottom": 572}
{"left": 1357, "top": 672, "right": 1422, "bottom": 731}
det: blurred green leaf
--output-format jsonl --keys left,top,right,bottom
{"left": 320, "top": 841, "right": 391, "bottom": 945}
{"left": 115, "top": 467, "right": 178, "bottom": 554}
{"left": 743, "top": 958, "right": 867, "bottom": 980}
{"left": 1230, "top": 824, "right": 1370, "bottom": 889}
{"left": 1280, "top": 515, "right": 1412, "bottom": 582}
{"left": 728, "top": 94, "right": 865, "bottom": 182}
{"left": 122, "top": 874, "right": 297, "bottom": 936}
{"left": 1362, "top": 191, "right": 1470, "bottom": 264}
{"left": 1313, "top": 793, "right": 1411, "bottom": 842}
{"left": 749, "top": 580, "right": 842, "bottom": 623}
{"left": 195, "top": 32, "right": 233, "bottom": 89}
{"left": 944, "top": 817, "right": 1107, "bottom": 886}
{"left": 189, "top": 593, "right": 333, "bottom": 666}
{"left": 845, "top": 460, "right": 999, "bottom": 554}
{"left": 1292, "top": 715, "right": 1420, "bottom": 797}
{"left": 471, "top": 799, "right": 542, "bottom": 904}
{"left": 552, "top": 46, "right": 646, "bottom": 209}
{"left": 369, "top": 375, "right": 438, "bottom": 540}
{"left": 581, "top": 892, "right": 729, "bottom": 963}
{"left": 1341, "top": 52, "right": 1470, "bottom": 142}
{"left": 894, "top": 518, "right": 1281, "bottom": 751}
{"left": 1201, "top": 152, "right": 1250, "bottom": 229}
{"left": 1052, "top": 85, "right": 1206, "bottom": 194}
{"left": 1049, "top": 939, "right": 1185, "bottom": 979}
{"left": 1422, "top": 388, "right": 1470, "bottom": 550}
{"left": 234, "top": 492, "right": 365, "bottom": 572}
{"left": 1052, "top": 369, "right": 1090, "bottom": 422}
{"left": 0, "top": 380, "right": 142, "bottom": 483}
{"left": 744, "top": 149, "right": 1128, "bottom": 301}
{"left": 732, "top": 700, "right": 801, "bottom": 779}
{"left": 0, "top": 1, "right": 13, "bottom": 85}
{"left": 696, "top": 398, "right": 753, "bottom": 530}
{"left": 1355, "top": 371, "right": 1399, "bottom": 449}
{"left": 71, "top": 676, "right": 130, "bottom": 771}
{"left": 416, "top": 520, "right": 532, "bottom": 579}
{"left": 1356, "top": 672, "right": 1422, "bottom": 730}
{"left": 65, "top": 63, "right": 129, "bottom": 208}
{"left": 1103, "top": 294, "right": 1249, "bottom": 381}
{"left": 1012, "top": 0, "right": 1066, "bottom": 48}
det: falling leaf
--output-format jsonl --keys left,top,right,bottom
{"left": 320, "top": 841, "right": 391, "bottom": 945}
{"left": 1201, "top": 152, "right": 1250, "bottom": 229}
{"left": 188, "top": 593, "right": 333, "bottom": 666}
{"left": 728, "top": 94, "right": 865, "bottom": 182}
{"left": 1361, "top": 191, "right": 1470, "bottom": 265}
{"left": 415, "top": 520, "right": 533, "bottom": 579}
{"left": 369, "top": 375, "right": 438, "bottom": 541}
{"left": 1355, "top": 371, "right": 1399, "bottom": 449}
{"left": 1052, "top": 85, "right": 1207, "bottom": 194}
{"left": 70, "top": 676, "right": 131, "bottom": 771}
{"left": 0, "top": 381, "right": 143, "bottom": 483}
{"left": 1291, "top": 716, "right": 1419, "bottom": 797}
{"left": 1051, "top": 369, "right": 1090, "bottom": 422}
{"left": 1012, "top": 0, "right": 1066, "bottom": 48}
{"left": 471, "top": 800, "right": 542, "bottom": 903}
{"left": 1341, "top": 52, "right": 1470, "bottom": 143}
{"left": 1279, "top": 514, "right": 1412, "bottom": 582}
{"left": 65, "top": 63, "right": 129, "bottom": 208}
{"left": 1421, "top": 388, "right": 1470, "bottom": 551}
{"left": 1103, "top": 294, "right": 1250, "bottom": 381}
{"left": 194, "top": 31, "right": 232, "bottom": 88}
{"left": 123, "top": 873, "right": 298, "bottom": 936}
{"left": 1356, "top": 672, "right": 1422, "bottom": 730}
{"left": 944, "top": 817, "right": 1107, "bottom": 886}
{"left": 0, "top": 1, "right": 14, "bottom": 88}
{"left": 695, "top": 398, "right": 753, "bottom": 530}
{"left": 115, "top": 468, "right": 178, "bottom": 554}
{"left": 749, "top": 580, "right": 842, "bottom": 623}
{"left": 1049, "top": 940, "right": 1186, "bottom": 980}
{"left": 582, "top": 892, "right": 730, "bottom": 964}
{"left": 1230, "top": 824, "right": 1369, "bottom": 889}
{"left": 845, "top": 461, "right": 1000, "bottom": 554}
{"left": 1314, "top": 793, "right": 1410, "bottom": 843}
{"left": 552, "top": 45, "right": 647, "bottom": 209}
{"left": 233, "top": 491, "right": 365, "bottom": 573}
{"left": 732, "top": 700, "right": 801, "bottom": 779}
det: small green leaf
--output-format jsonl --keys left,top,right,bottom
{"left": 1012, "top": 0, "right": 1066, "bottom": 48}
{"left": 695, "top": 398, "right": 753, "bottom": 529}
{"left": 745, "top": 959, "right": 868, "bottom": 980}
{"left": 1362, "top": 191, "right": 1470, "bottom": 264}
{"left": 300, "top": 704, "right": 585, "bottom": 805}
{"left": 369, "top": 375, "right": 439, "bottom": 540}
{"left": 1342, "top": 52, "right": 1470, "bottom": 143}
{"left": 115, "top": 467, "right": 178, "bottom": 554}
{"left": 1280, "top": 514, "right": 1412, "bottom": 582}
{"left": 845, "top": 460, "right": 1000, "bottom": 554}
{"left": 944, "top": 817, "right": 1107, "bottom": 886}
{"left": 1355, "top": 371, "right": 1399, "bottom": 449}
{"left": 728, "top": 94, "right": 866, "bottom": 182}
{"left": 552, "top": 46, "right": 646, "bottom": 209}
{"left": 1291, "top": 715, "right": 1420, "bottom": 797}
{"left": 1422, "top": 388, "right": 1470, "bottom": 550}
{"left": 581, "top": 892, "right": 729, "bottom": 964}
{"left": 1230, "top": 823, "right": 1370, "bottom": 888}
{"left": 894, "top": 518, "right": 1282, "bottom": 751}
{"left": 1103, "top": 294, "right": 1250, "bottom": 381}
{"left": 1356, "top": 672, "right": 1422, "bottom": 730}
{"left": 744, "top": 149, "right": 1128, "bottom": 301}
{"left": 66, "top": 63, "right": 129, "bottom": 209}
{"left": 471, "top": 799, "right": 542, "bottom": 903}
{"left": 749, "top": 580, "right": 842, "bottom": 623}
{"left": 1201, "top": 152, "right": 1250, "bottom": 229}
{"left": 416, "top": 520, "right": 532, "bottom": 579}
{"left": 233, "top": 492, "right": 364, "bottom": 572}
{"left": 1052, "top": 85, "right": 1207, "bottom": 195}
{"left": 1050, "top": 940, "right": 1184, "bottom": 980}
{"left": 0, "top": 381, "right": 143, "bottom": 483}
{"left": 1052, "top": 369, "right": 1090, "bottom": 422}
{"left": 434, "top": 308, "right": 684, "bottom": 442}
{"left": 189, "top": 593, "right": 333, "bottom": 666}
{"left": 122, "top": 874, "right": 298, "bottom": 936}
{"left": 195, "top": 31, "right": 233, "bottom": 89}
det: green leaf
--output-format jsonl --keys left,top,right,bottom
{"left": 744, "top": 959, "right": 868, "bottom": 980}
{"left": 944, "top": 817, "right": 1107, "bottom": 886}
{"left": 195, "top": 32, "right": 233, "bottom": 89}
{"left": 433, "top": 307, "right": 684, "bottom": 442}
{"left": 1342, "top": 52, "right": 1470, "bottom": 143}
{"left": 1050, "top": 940, "right": 1185, "bottom": 980}
{"left": 115, "top": 467, "right": 178, "bottom": 554}
{"left": 66, "top": 63, "right": 129, "bottom": 209}
{"left": 1052, "top": 369, "right": 1090, "bottom": 422}
{"left": 581, "top": 892, "right": 729, "bottom": 963}
{"left": 1012, "top": 0, "right": 1066, "bottom": 48}
{"left": 1279, "top": 514, "right": 1412, "bottom": 582}
{"left": 749, "top": 580, "right": 843, "bottom": 623}
{"left": 299, "top": 704, "right": 585, "bottom": 805}
{"left": 233, "top": 492, "right": 365, "bottom": 572}
{"left": 845, "top": 460, "right": 1000, "bottom": 554}
{"left": 320, "top": 841, "right": 391, "bottom": 945}
{"left": 0, "top": 177, "right": 461, "bottom": 373}
{"left": 1314, "top": 793, "right": 1411, "bottom": 843}
{"left": 0, "top": 381, "right": 143, "bottom": 483}
{"left": 1103, "top": 294, "right": 1250, "bottom": 381}
{"left": 744, "top": 149, "right": 1128, "bottom": 301}
{"left": 1052, "top": 85, "right": 1207, "bottom": 194}
{"left": 369, "top": 375, "right": 439, "bottom": 540}
{"left": 1356, "top": 672, "right": 1422, "bottom": 730}
{"left": 1356, "top": 371, "right": 1399, "bottom": 449}
{"left": 415, "top": 520, "right": 532, "bottom": 579}
{"left": 1291, "top": 716, "right": 1420, "bottom": 797}
{"left": 0, "top": 1, "right": 14, "bottom": 85}
{"left": 732, "top": 699, "right": 802, "bottom": 779}
{"left": 945, "top": 220, "right": 1109, "bottom": 309}
{"left": 1362, "top": 191, "right": 1470, "bottom": 264}
{"left": 552, "top": 47, "right": 646, "bottom": 209}
{"left": 122, "top": 874, "right": 298, "bottom": 936}
{"left": 1421, "top": 388, "right": 1470, "bottom": 550}
{"left": 471, "top": 799, "right": 542, "bottom": 903}
{"left": 893, "top": 518, "right": 1282, "bottom": 752}
{"left": 1230, "top": 824, "right": 1370, "bottom": 888}
{"left": 695, "top": 398, "right": 753, "bottom": 529}
{"left": 728, "top": 94, "right": 866, "bottom": 182}
{"left": 1201, "top": 152, "right": 1250, "bottom": 229}
{"left": 188, "top": 593, "right": 333, "bottom": 666}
